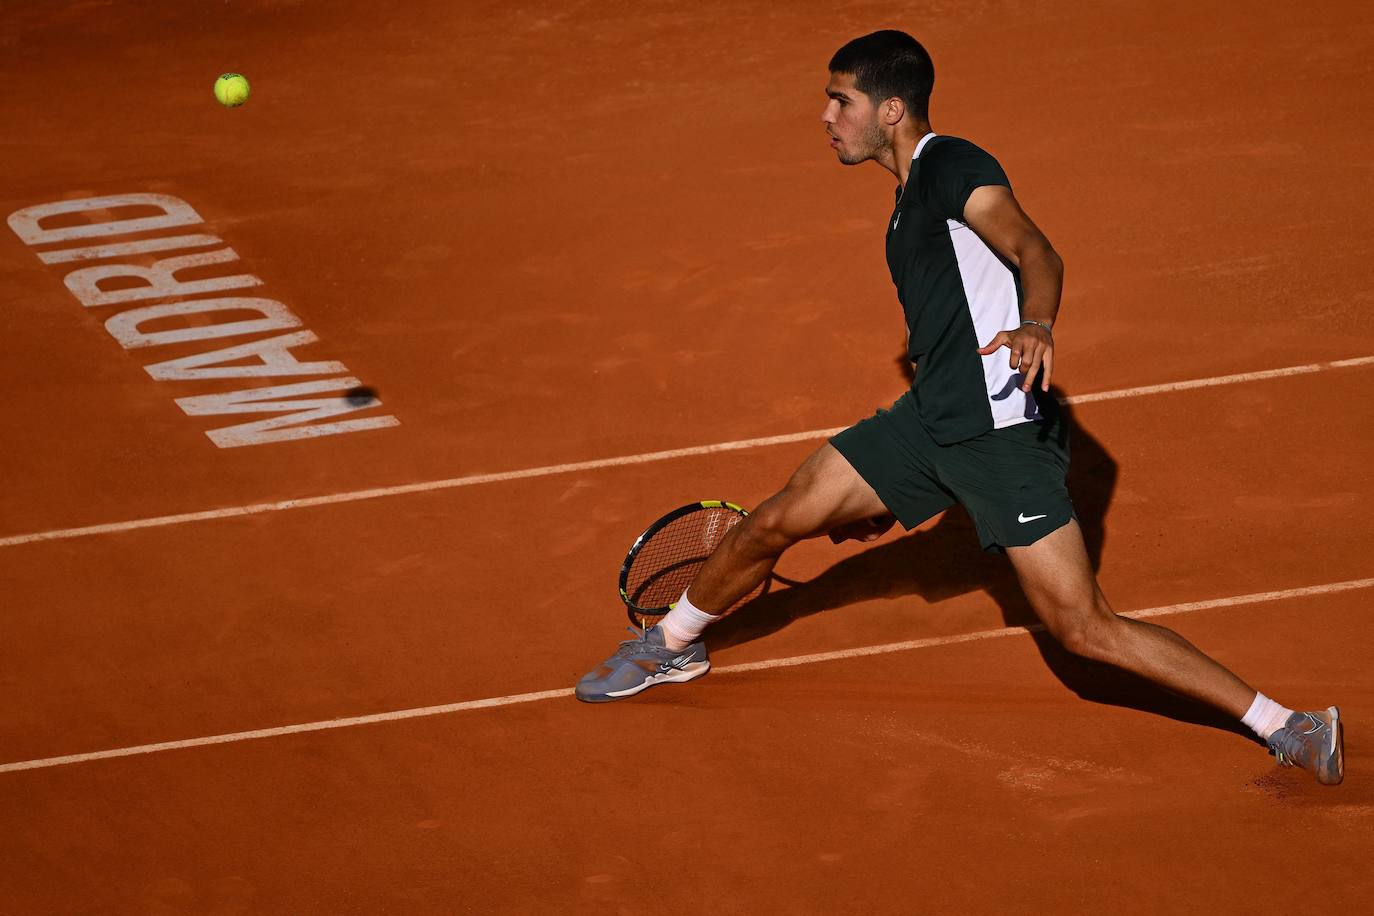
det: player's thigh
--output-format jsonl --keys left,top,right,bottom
{"left": 1005, "top": 519, "right": 1107, "bottom": 631}
{"left": 761, "top": 443, "right": 891, "bottom": 539}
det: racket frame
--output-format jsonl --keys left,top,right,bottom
{"left": 618, "top": 500, "right": 749, "bottom": 624}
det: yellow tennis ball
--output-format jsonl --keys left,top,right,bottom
{"left": 214, "top": 73, "right": 251, "bottom": 108}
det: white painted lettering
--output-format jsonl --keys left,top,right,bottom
{"left": 7, "top": 191, "right": 399, "bottom": 448}
{"left": 65, "top": 248, "right": 261, "bottom": 306}
{"left": 7, "top": 193, "right": 203, "bottom": 245}
{"left": 105, "top": 298, "right": 301, "bottom": 349}
{"left": 143, "top": 330, "right": 347, "bottom": 380}
{"left": 175, "top": 378, "right": 401, "bottom": 448}
{"left": 40, "top": 233, "right": 223, "bottom": 264}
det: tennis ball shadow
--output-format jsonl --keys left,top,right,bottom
{"left": 707, "top": 387, "right": 1255, "bottom": 742}
{"left": 344, "top": 385, "right": 378, "bottom": 407}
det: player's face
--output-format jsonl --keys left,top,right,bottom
{"left": 822, "top": 72, "right": 884, "bottom": 165}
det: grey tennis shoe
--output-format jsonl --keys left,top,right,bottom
{"left": 1267, "top": 706, "right": 1344, "bottom": 785}
{"left": 575, "top": 625, "right": 710, "bottom": 703}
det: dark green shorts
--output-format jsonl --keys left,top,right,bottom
{"left": 830, "top": 391, "right": 1073, "bottom": 552}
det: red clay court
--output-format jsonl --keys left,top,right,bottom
{"left": 2, "top": 1, "right": 1371, "bottom": 912}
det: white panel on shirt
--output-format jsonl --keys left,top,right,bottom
{"left": 946, "top": 218, "right": 1041, "bottom": 428}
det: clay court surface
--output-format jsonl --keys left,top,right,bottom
{"left": 2, "top": 1, "right": 1373, "bottom": 912}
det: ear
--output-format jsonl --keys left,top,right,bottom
{"left": 881, "top": 96, "right": 906, "bottom": 126}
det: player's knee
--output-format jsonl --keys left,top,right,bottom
{"left": 1051, "top": 612, "right": 1122, "bottom": 661}
{"left": 1052, "top": 620, "right": 1095, "bottom": 659}
{"left": 737, "top": 500, "right": 799, "bottom": 554}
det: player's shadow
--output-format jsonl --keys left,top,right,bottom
{"left": 707, "top": 379, "right": 1255, "bottom": 741}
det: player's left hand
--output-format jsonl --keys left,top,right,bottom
{"left": 976, "top": 324, "right": 1053, "bottom": 392}
{"left": 827, "top": 513, "right": 897, "bottom": 544}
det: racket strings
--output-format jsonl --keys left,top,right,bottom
{"left": 624, "top": 508, "right": 745, "bottom": 611}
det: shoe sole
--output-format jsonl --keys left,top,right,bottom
{"left": 1322, "top": 705, "right": 1344, "bottom": 786}
{"left": 576, "top": 660, "right": 711, "bottom": 704}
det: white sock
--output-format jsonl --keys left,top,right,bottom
{"left": 1241, "top": 692, "right": 1294, "bottom": 741}
{"left": 659, "top": 589, "right": 721, "bottom": 650}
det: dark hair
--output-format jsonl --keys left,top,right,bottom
{"left": 829, "top": 30, "right": 934, "bottom": 121}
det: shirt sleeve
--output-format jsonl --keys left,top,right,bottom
{"left": 925, "top": 139, "right": 1011, "bottom": 222}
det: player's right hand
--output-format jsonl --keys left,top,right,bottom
{"left": 828, "top": 513, "right": 897, "bottom": 544}
{"left": 977, "top": 323, "right": 1053, "bottom": 392}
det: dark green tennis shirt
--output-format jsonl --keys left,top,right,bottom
{"left": 886, "top": 133, "right": 1044, "bottom": 444}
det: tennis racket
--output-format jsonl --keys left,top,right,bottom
{"left": 619, "top": 500, "right": 752, "bottom": 627}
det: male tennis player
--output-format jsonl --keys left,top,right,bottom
{"left": 575, "top": 30, "right": 1343, "bottom": 785}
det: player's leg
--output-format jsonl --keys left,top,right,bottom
{"left": 681, "top": 442, "right": 891, "bottom": 615}
{"left": 576, "top": 393, "right": 953, "bottom": 703}
{"left": 575, "top": 442, "right": 894, "bottom": 703}
{"left": 1006, "top": 519, "right": 1255, "bottom": 714}
{"left": 1007, "top": 520, "right": 1343, "bottom": 784}
{"left": 655, "top": 441, "right": 899, "bottom": 651}
{"left": 658, "top": 397, "right": 957, "bottom": 652}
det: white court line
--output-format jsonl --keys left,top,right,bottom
{"left": 2, "top": 355, "right": 1371, "bottom": 550}
{"left": 1063, "top": 355, "right": 1374, "bottom": 404}
{"left": 2, "top": 576, "right": 1370, "bottom": 775}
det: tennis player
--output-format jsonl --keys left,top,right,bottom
{"left": 576, "top": 30, "right": 1343, "bottom": 785}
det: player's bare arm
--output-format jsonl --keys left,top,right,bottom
{"left": 966, "top": 185, "right": 1062, "bottom": 392}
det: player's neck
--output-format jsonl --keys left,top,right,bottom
{"left": 888, "top": 123, "right": 933, "bottom": 187}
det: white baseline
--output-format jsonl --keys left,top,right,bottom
{"left": 1, "top": 577, "right": 1370, "bottom": 774}
{"left": 2, "top": 355, "right": 1371, "bottom": 550}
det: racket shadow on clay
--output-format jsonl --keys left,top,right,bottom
{"left": 704, "top": 389, "right": 1255, "bottom": 741}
